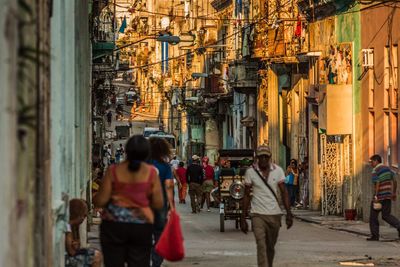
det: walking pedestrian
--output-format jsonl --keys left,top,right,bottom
{"left": 299, "top": 157, "right": 309, "bottom": 209}
{"left": 115, "top": 143, "right": 124, "bottom": 163}
{"left": 175, "top": 162, "right": 187, "bottom": 204}
{"left": 201, "top": 156, "right": 214, "bottom": 212}
{"left": 170, "top": 156, "right": 179, "bottom": 170}
{"left": 106, "top": 145, "right": 112, "bottom": 165}
{"left": 285, "top": 159, "right": 299, "bottom": 207}
{"left": 106, "top": 110, "right": 112, "bottom": 127}
{"left": 148, "top": 137, "right": 175, "bottom": 267}
{"left": 367, "top": 154, "right": 400, "bottom": 241}
{"left": 93, "top": 135, "right": 164, "bottom": 267}
{"left": 65, "top": 199, "right": 102, "bottom": 267}
{"left": 186, "top": 155, "right": 204, "bottom": 213}
{"left": 241, "top": 145, "right": 293, "bottom": 267}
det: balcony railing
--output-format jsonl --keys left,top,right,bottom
{"left": 228, "top": 60, "right": 258, "bottom": 93}
{"left": 211, "top": 0, "right": 232, "bottom": 11}
{"left": 267, "top": 21, "right": 309, "bottom": 60}
{"left": 204, "top": 75, "right": 226, "bottom": 95}
{"left": 297, "top": 0, "right": 355, "bottom": 20}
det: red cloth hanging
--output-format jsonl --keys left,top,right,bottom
{"left": 155, "top": 210, "right": 185, "bottom": 262}
{"left": 295, "top": 15, "right": 302, "bottom": 37}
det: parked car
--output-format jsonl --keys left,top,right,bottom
{"left": 217, "top": 149, "right": 254, "bottom": 232}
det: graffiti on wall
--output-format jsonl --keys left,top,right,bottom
{"left": 319, "top": 43, "right": 352, "bottom": 85}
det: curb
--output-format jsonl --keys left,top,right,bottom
{"left": 293, "top": 214, "right": 369, "bottom": 237}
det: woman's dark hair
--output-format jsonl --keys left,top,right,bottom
{"left": 125, "top": 135, "right": 151, "bottom": 171}
{"left": 149, "top": 137, "right": 171, "bottom": 162}
{"left": 290, "top": 159, "right": 298, "bottom": 167}
{"left": 370, "top": 154, "right": 382, "bottom": 163}
{"left": 179, "top": 161, "right": 184, "bottom": 167}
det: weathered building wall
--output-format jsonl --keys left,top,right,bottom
{"left": 336, "top": 10, "right": 362, "bottom": 213}
{"left": 306, "top": 8, "right": 362, "bottom": 214}
{"left": 0, "top": 1, "right": 18, "bottom": 266}
{"left": 361, "top": 4, "right": 400, "bottom": 220}
{"left": 0, "top": 0, "right": 53, "bottom": 266}
{"left": 51, "top": 0, "right": 91, "bottom": 265}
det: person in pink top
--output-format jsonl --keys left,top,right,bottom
{"left": 201, "top": 156, "right": 215, "bottom": 212}
{"left": 94, "top": 135, "right": 164, "bottom": 267}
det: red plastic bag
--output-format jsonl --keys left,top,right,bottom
{"left": 155, "top": 210, "right": 185, "bottom": 261}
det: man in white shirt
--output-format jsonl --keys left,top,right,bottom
{"left": 170, "top": 156, "right": 180, "bottom": 170}
{"left": 241, "top": 145, "right": 293, "bottom": 267}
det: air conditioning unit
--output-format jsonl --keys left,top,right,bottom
{"left": 362, "top": 49, "right": 374, "bottom": 68}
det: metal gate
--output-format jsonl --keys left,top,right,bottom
{"left": 320, "top": 134, "right": 352, "bottom": 215}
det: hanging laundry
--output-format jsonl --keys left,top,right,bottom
{"left": 294, "top": 15, "right": 302, "bottom": 37}
{"left": 119, "top": 16, "right": 127, "bottom": 33}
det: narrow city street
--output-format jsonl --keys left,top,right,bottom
{"left": 3, "top": 0, "right": 400, "bottom": 266}
{"left": 167, "top": 204, "right": 400, "bottom": 267}
{"left": 87, "top": 194, "right": 400, "bottom": 267}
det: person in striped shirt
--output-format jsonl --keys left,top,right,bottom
{"left": 367, "top": 154, "right": 400, "bottom": 241}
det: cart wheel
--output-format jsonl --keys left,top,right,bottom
{"left": 220, "top": 213, "right": 225, "bottom": 232}
{"left": 235, "top": 218, "right": 240, "bottom": 229}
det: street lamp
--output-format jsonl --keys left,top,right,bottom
{"left": 93, "top": 34, "right": 181, "bottom": 60}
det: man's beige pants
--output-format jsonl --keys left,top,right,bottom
{"left": 251, "top": 214, "right": 282, "bottom": 267}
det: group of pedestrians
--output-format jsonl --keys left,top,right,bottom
{"left": 284, "top": 158, "right": 309, "bottom": 209}
{"left": 93, "top": 135, "right": 175, "bottom": 267}
{"left": 102, "top": 143, "right": 125, "bottom": 168}
{"left": 174, "top": 155, "right": 216, "bottom": 213}
{"left": 81, "top": 133, "right": 399, "bottom": 267}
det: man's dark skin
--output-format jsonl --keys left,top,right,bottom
{"left": 241, "top": 154, "right": 293, "bottom": 233}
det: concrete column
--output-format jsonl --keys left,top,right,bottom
{"left": 204, "top": 117, "right": 220, "bottom": 165}
{"left": 267, "top": 66, "right": 280, "bottom": 163}
{"left": 308, "top": 104, "right": 321, "bottom": 210}
{"left": 257, "top": 75, "right": 268, "bottom": 146}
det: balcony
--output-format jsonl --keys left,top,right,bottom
{"left": 228, "top": 60, "right": 258, "bottom": 94}
{"left": 298, "top": 0, "right": 355, "bottom": 21}
{"left": 211, "top": 0, "right": 232, "bottom": 12}
{"left": 267, "top": 21, "right": 309, "bottom": 62}
{"left": 204, "top": 74, "right": 227, "bottom": 96}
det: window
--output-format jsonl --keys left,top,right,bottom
{"left": 369, "top": 111, "right": 375, "bottom": 156}
{"left": 390, "top": 112, "right": 398, "bottom": 166}
{"left": 384, "top": 46, "right": 390, "bottom": 108}
{"left": 368, "top": 56, "right": 374, "bottom": 108}
{"left": 384, "top": 112, "right": 390, "bottom": 159}
{"left": 391, "top": 45, "right": 398, "bottom": 109}
{"left": 382, "top": 45, "right": 399, "bottom": 166}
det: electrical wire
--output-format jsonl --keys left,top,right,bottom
{"left": 111, "top": 1, "right": 256, "bottom": 21}
{"left": 126, "top": 0, "right": 295, "bottom": 70}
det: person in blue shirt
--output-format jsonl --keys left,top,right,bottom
{"left": 148, "top": 137, "right": 175, "bottom": 267}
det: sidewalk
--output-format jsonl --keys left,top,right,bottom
{"left": 87, "top": 217, "right": 101, "bottom": 251}
{"left": 292, "top": 209, "right": 400, "bottom": 241}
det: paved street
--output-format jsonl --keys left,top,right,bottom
{"left": 88, "top": 196, "right": 400, "bottom": 267}
{"left": 165, "top": 203, "right": 400, "bottom": 267}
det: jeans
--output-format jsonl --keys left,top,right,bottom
{"left": 369, "top": 199, "right": 400, "bottom": 238}
{"left": 285, "top": 184, "right": 298, "bottom": 206}
{"left": 188, "top": 182, "right": 203, "bottom": 212}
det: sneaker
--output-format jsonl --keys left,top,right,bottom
{"left": 207, "top": 209, "right": 211, "bottom": 212}
{"left": 191, "top": 211, "right": 197, "bottom": 214}
{"left": 366, "top": 236, "right": 379, "bottom": 241}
